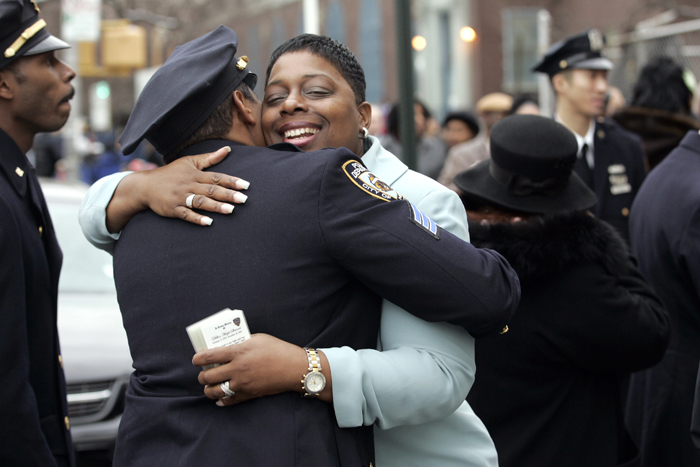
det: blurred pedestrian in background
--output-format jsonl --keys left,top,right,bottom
{"left": 441, "top": 110, "right": 480, "bottom": 150}
{"left": 533, "top": 28, "right": 646, "bottom": 244}
{"left": 438, "top": 92, "right": 512, "bottom": 192}
{"left": 626, "top": 128, "right": 700, "bottom": 467}
{"left": 381, "top": 99, "right": 446, "bottom": 180}
{"left": 508, "top": 93, "right": 540, "bottom": 116}
{"left": 0, "top": 0, "right": 76, "bottom": 465}
{"left": 605, "top": 86, "right": 626, "bottom": 117}
{"left": 457, "top": 114, "right": 670, "bottom": 467}
{"left": 613, "top": 56, "right": 700, "bottom": 171}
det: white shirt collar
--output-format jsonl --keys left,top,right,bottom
{"left": 555, "top": 116, "right": 596, "bottom": 168}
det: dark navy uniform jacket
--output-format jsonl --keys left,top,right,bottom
{"left": 112, "top": 140, "right": 520, "bottom": 467}
{"left": 0, "top": 129, "right": 73, "bottom": 466}
{"left": 628, "top": 130, "right": 700, "bottom": 466}
{"left": 576, "top": 118, "right": 645, "bottom": 243}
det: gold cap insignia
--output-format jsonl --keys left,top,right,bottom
{"left": 559, "top": 59, "right": 567, "bottom": 69}
{"left": 5, "top": 19, "right": 46, "bottom": 58}
{"left": 15, "top": 167, "right": 24, "bottom": 177}
{"left": 236, "top": 56, "right": 249, "bottom": 71}
{"left": 588, "top": 29, "right": 604, "bottom": 52}
{"left": 500, "top": 325, "right": 509, "bottom": 334}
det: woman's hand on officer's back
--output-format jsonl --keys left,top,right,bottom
{"left": 105, "top": 146, "right": 250, "bottom": 233}
{"left": 193, "top": 333, "right": 333, "bottom": 406}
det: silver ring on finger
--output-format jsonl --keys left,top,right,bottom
{"left": 220, "top": 381, "right": 235, "bottom": 398}
{"left": 185, "top": 194, "right": 195, "bottom": 209}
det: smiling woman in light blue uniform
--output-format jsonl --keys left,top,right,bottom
{"left": 79, "top": 34, "right": 502, "bottom": 467}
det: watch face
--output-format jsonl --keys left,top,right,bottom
{"left": 305, "top": 372, "right": 326, "bottom": 394}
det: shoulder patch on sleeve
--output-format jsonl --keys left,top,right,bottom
{"left": 342, "top": 160, "right": 405, "bottom": 202}
{"left": 407, "top": 201, "right": 441, "bottom": 239}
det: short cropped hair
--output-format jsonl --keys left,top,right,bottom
{"left": 266, "top": 34, "right": 366, "bottom": 105}
{"left": 2, "top": 59, "right": 26, "bottom": 83}
{"left": 164, "top": 81, "right": 254, "bottom": 163}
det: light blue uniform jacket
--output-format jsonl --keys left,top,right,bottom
{"left": 78, "top": 136, "right": 497, "bottom": 466}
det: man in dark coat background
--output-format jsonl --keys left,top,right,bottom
{"left": 533, "top": 28, "right": 646, "bottom": 244}
{"left": 627, "top": 129, "right": 700, "bottom": 466}
{"left": 0, "top": 0, "right": 76, "bottom": 465}
{"left": 108, "top": 26, "right": 520, "bottom": 467}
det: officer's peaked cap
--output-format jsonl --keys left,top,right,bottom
{"left": 454, "top": 114, "right": 597, "bottom": 215}
{"left": 0, "top": 0, "right": 69, "bottom": 70}
{"left": 119, "top": 25, "right": 258, "bottom": 156}
{"left": 532, "top": 28, "right": 613, "bottom": 78}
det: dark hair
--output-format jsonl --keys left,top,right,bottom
{"left": 509, "top": 93, "right": 539, "bottom": 115}
{"left": 443, "top": 111, "right": 480, "bottom": 136}
{"left": 266, "top": 34, "right": 366, "bottom": 105}
{"left": 631, "top": 56, "right": 692, "bottom": 114}
{"left": 2, "top": 59, "right": 26, "bottom": 84}
{"left": 164, "top": 81, "right": 254, "bottom": 163}
{"left": 386, "top": 99, "right": 433, "bottom": 140}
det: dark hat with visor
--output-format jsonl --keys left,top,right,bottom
{"left": 532, "top": 28, "right": 613, "bottom": 78}
{"left": 453, "top": 114, "right": 597, "bottom": 215}
{"left": 119, "top": 25, "right": 258, "bottom": 156}
{"left": 0, "top": 0, "right": 70, "bottom": 70}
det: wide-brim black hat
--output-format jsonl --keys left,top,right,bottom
{"left": 454, "top": 115, "right": 597, "bottom": 215}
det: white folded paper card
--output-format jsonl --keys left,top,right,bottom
{"left": 187, "top": 308, "right": 251, "bottom": 370}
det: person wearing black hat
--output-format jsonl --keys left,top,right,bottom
{"left": 0, "top": 1, "right": 75, "bottom": 466}
{"left": 456, "top": 115, "right": 670, "bottom": 467}
{"left": 92, "top": 26, "right": 518, "bottom": 467}
{"left": 532, "top": 28, "right": 646, "bottom": 244}
{"left": 441, "top": 110, "right": 480, "bottom": 150}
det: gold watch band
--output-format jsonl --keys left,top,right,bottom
{"left": 301, "top": 347, "right": 325, "bottom": 397}
{"left": 304, "top": 347, "right": 322, "bottom": 372}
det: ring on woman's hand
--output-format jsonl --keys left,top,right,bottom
{"left": 185, "top": 194, "right": 195, "bottom": 209}
{"left": 220, "top": 381, "right": 235, "bottom": 398}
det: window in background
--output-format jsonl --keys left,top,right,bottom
{"left": 359, "top": 0, "right": 385, "bottom": 103}
{"left": 502, "top": 7, "right": 539, "bottom": 94}
{"left": 325, "top": 0, "right": 346, "bottom": 46}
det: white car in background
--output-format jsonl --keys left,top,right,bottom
{"left": 41, "top": 179, "right": 133, "bottom": 454}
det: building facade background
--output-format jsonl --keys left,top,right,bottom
{"left": 37, "top": 0, "right": 700, "bottom": 130}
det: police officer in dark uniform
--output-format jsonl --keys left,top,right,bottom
{"left": 533, "top": 29, "right": 646, "bottom": 243}
{"left": 0, "top": 1, "right": 76, "bottom": 465}
{"left": 109, "top": 26, "right": 520, "bottom": 467}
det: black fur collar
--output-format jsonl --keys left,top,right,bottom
{"left": 468, "top": 212, "right": 630, "bottom": 283}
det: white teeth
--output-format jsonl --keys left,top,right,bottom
{"left": 284, "top": 128, "right": 319, "bottom": 139}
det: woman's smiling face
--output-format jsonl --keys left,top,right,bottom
{"left": 262, "top": 51, "right": 371, "bottom": 157}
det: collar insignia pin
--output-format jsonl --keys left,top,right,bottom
{"left": 15, "top": 167, "right": 24, "bottom": 177}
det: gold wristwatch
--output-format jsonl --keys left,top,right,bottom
{"left": 301, "top": 347, "right": 326, "bottom": 398}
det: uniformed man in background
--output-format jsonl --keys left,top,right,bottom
{"left": 533, "top": 28, "right": 646, "bottom": 243}
{"left": 0, "top": 0, "right": 76, "bottom": 465}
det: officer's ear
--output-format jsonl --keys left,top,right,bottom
{"left": 0, "top": 68, "right": 16, "bottom": 100}
{"left": 552, "top": 72, "right": 571, "bottom": 94}
{"left": 358, "top": 101, "right": 371, "bottom": 132}
{"left": 232, "top": 89, "right": 259, "bottom": 126}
